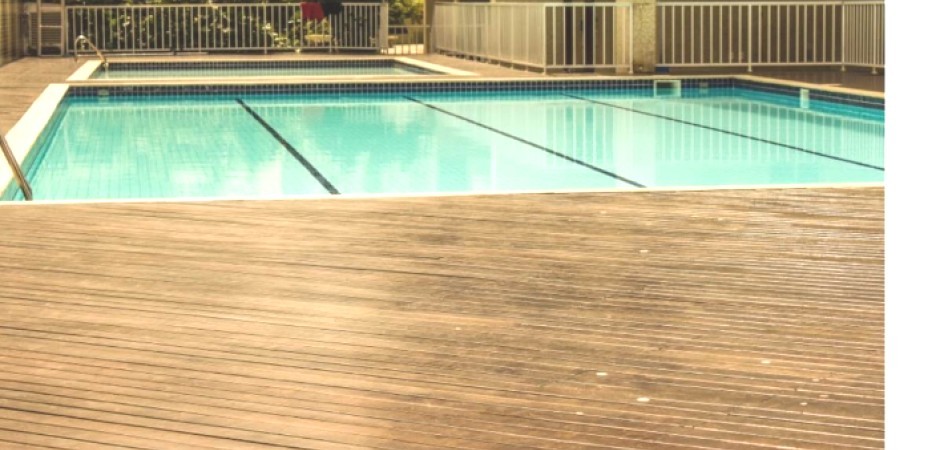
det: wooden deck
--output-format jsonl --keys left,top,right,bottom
{"left": 0, "top": 187, "right": 884, "bottom": 449}
{"left": 0, "top": 58, "right": 81, "bottom": 132}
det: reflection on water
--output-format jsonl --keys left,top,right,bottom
{"left": 10, "top": 88, "right": 884, "bottom": 201}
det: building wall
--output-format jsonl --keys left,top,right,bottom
{"left": 0, "top": 0, "right": 23, "bottom": 66}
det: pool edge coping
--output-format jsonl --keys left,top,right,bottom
{"left": 61, "top": 74, "right": 885, "bottom": 102}
{"left": 66, "top": 60, "right": 102, "bottom": 81}
{"left": 64, "top": 57, "right": 477, "bottom": 83}
{"left": 394, "top": 57, "right": 476, "bottom": 76}
{"left": 734, "top": 74, "right": 884, "bottom": 100}
{"left": 0, "top": 182, "right": 886, "bottom": 207}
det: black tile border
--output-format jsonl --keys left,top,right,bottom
{"left": 68, "top": 79, "right": 659, "bottom": 97}
{"left": 66, "top": 77, "right": 884, "bottom": 110}
{"left": 735, "top": 79, "right": 884, "bottom": 110}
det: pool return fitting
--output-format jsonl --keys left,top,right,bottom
{"left": 653, "top": 79, "right": 682, "bottom": 98}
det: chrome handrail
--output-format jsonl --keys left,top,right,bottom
{"left": 73, "top": 35, "right": 109, "bottom": 70}
{"left": 1, "top": 132, "right": 33, "bottom": 201}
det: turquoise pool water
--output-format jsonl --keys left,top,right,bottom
{"left": 91, "top": 61, "right": 435, "bottom": 79}
{"left": 3, "top": 86, "right": 884, "bottom": 201}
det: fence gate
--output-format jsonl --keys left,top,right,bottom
{"left": 656, "top": 1, "right": 885, "bottom": 73}
{"left": 27, "top": 0, "right": 65, "bottom": 56}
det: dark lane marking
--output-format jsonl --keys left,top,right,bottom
{"left": 235, "top": 99, "right": 340, "bottom": 194}
{"left": 404, "top": 96, "right": 646, "bottom": 188}
{"left": 564, "top": 94, "right": 885, "bottom": 172}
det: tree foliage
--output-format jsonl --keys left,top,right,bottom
{"left": 389, "top": 0, "right": 423, "bottom": 25}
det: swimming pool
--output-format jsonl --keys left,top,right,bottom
{"left": 87, "top": 59, "right": 443, "bottom": 80}
{"left": 2, "top": 79, "right": 884, "bottom": 201}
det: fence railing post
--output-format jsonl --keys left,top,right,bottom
{"left": 747, "top": 3, "right": 752, "bottom": 72}
{"left": 870, "top": 3, "right": 878, "bottom": 74}
{"left": 542, "top": 5, "right": 548, "bottom": 74}
{"left": 509, "top": 5, "right": 515, "bottom": 69}
{"left": 380, "top": 2, "right": 389, "bottom": 51}
{"left": 629, "top": 4, "right": 634, "bottom": 74}
{"left": 60, "top": 1, "right": 67, "bottom": 56}
{"left": 841, "top": 0, "right": 846, "bottom": 72}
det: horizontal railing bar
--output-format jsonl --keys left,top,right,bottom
{"left": 66, "top": 3, "right": 381, "bottom": 10}
{"left": 438, "top": 2, "right": 629, "bottom": 6}
{"left": 660, "top": 62, "right": 860, "bottom": 67}
{"left": 437, "top": 3, "right": 632, "bottom": 8}
{"left": 657, "top": 1, "right": 880, "bottom": 5}
{"left": 545, "top": 65, "right": 631, "bottom": 69}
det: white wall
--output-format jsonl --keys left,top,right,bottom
{"left": 0, "top": 0, "right": 23, "bottom": 66}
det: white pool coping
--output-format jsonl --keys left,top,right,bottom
{"left": 394, "top": 57, "right": 476, "bottom": 76}
{"left": 66, "top": 60, "right": 102, "bottom": 81}
{"left": 64, "top": 56, "right": 475, "bottom": 82}
{"left": 0, "top": 182, "right": 885, "bottom": 207}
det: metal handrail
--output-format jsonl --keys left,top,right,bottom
{"left": 73, "top": 35, "right": 109, "bottom": 69}
{"left": 1, "top": 133, "right": 33, "bottom": 201}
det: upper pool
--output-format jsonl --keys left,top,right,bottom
{"left": 87, "top": 59, "right": 443, "bottom": 80}
{"left": 2, "top": 79, "right": 884, "bottom": 201}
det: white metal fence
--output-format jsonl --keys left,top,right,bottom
{"left": 433, "top": 3, "right": 545, "bottom": 69}
{"left": 433, "top": 2, "right": 634, "bottom": 73}
{"left": 657, "top": 1, "right": 884, "bottom": 72}
{"left": 843, "top": 1, "right": 884, "bottom": 69}
{"left": 65, "top": 3, "right": 388, "bottom": 54}
{"left": 46, "top": 1, "right": 885, "bottom": 71}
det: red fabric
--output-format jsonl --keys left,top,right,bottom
{"left": 301, "top": 2, "right": 325, "bottom": 22}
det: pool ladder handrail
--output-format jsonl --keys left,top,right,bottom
{"left": 1, "top": 132, "right": 33, "bottom": 201}
{"left": 73, "top": 35, "right": 109, "bottom": 70}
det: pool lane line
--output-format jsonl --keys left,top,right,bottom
{"left": 403, "top": 96, "right": 646, "bottom": 188}
{"left": 563, "top": 94, "right": 885, "bottom": 172}
{"left": 235, "top": 99, "right": 340, "bottom": 195}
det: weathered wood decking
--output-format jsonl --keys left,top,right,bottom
{"left": 0, "top": 187, "right": 883, "bottom": 449}
{"left": 0, "top": 58, "right": 81, "bottom": 132}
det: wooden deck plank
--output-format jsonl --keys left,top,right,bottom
{"left": 0, "top": 58, "right": 81, "bottom": 132}
{"left": 0, "top": 187, "right": 884, "bottom": 449}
